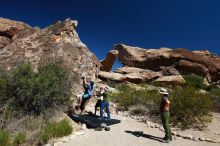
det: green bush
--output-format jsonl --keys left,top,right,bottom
{"left": 0, "top": 62, "right": 71, "bottom": 115}
{"left": 13, "top": 132, "right": 26, "bottom": 146}
{"left": 40, "top": 119, "right": 73, "bottom": 143}
{"left": 39, "top": 122, "right": 56, "bottom": 143}
{"left": 55, "top": 119, "right": 73, "bottom": 137}
{"left": 169, "top": 86, "right": 213, "bottom": 129}
{"left": 210, "top": 87, "right": 220, "bottom": 111}
{"left": 0, "top": 130, "right": 10, "bottom": 146}
{"left": 210, "top": 87, "right": 220, "bottom": 97}
{"left": 183, "top": 74, "right": 204, "bottom": 89}
{"left": 112, "top": 84, "right": 161, "bottom": 114}
{"left": 112, "top": 83, "right": 213, "bottom": 129}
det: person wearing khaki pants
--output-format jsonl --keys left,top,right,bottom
{"left": 159, "top": 88, "right": 172, "bottom": 143}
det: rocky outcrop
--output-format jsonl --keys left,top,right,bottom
{"left": 99, "top": 71, "right": 123, "bottom": 81}
{"left": 115, "top": 66, "right": 162, "bottom": 82}
{"left": 0, "top": 17, "right": 30, "bottom": 38}
{"left": 99, "top": 66, "right": 162, "bottom": 83}
{"left": 0, "top": 18, "right": 100, "bottom": 95}
{"left": 177, "top": 60, "right": 208, "bottom": 76}
{"left": 115, "top": 44, "right": 220, "bottom": 83}
{"left": 100, "top": 50, "right": 119, "bottom": 71}
{"left": 0, "top": 18, "right": 30, "bottom": 49}
{"left": 155, "top": 75, "right": 185, "bottom": 85}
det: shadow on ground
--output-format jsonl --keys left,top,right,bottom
{"left": 125, "top": 130, "right": 163, "bottom": 142}
{"left": 68, "top": 112, "right": 121, "bottom": 128}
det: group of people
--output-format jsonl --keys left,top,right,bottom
{"left": 75, "top": 76, "right": 172, "bottom": 143}
{"left": 76, "top": 76, "right": 111, "bottom": 120}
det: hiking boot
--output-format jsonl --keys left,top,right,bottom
{"left": 170, "top": 137, "right": 173, "bottom": 141}
{"left": 95, "top": 127, "right": 103, "bottom": 131}
{"left": 104, "top": 126, "right": 110, "bottom": 131}
{"left": 163, "top": 137, "right": 172, "bottom": 141}
{"left": 161, "top": 139, "right": 170, "bottom": 143}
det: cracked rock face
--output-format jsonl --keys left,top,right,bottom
{"left": 0, "top": 18, "right": 100, "bottom": 95}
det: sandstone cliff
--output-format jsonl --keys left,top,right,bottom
{"left": 0, "top": 17, "right": 100, "bottom": 95}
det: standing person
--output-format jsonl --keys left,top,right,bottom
{"left": 77, "top": 76, "right": 94, "bottom": 114}
{"left": 159, "top": 88, "right": 172, "bottom": 143}
{"left": 100, "top": 86, "right": 110, "bottom": 120}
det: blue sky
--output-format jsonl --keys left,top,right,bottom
{"left": 1, "top": 0, "right": 220, "bottom": 69}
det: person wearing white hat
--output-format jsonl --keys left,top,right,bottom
{"left": 94, "top": 86, "right": 105, "bottom": 116}
{"left": 159, "top": 88, "right": 172, "bottom": 143}
{"left": 99, "top": 86, "right": 111, "bottom": 120}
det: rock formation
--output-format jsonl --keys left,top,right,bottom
{"left": 155, "top": 75, "right": 185, "bottom": 85}
{"left": 0, "top": 18, "right": 100, "bottom": 95}
{"left": 100, "top": 50, "right": 119, "bottom": 72}
{"left": 115, "top": 66, "right": 162, "bottom": 83}
{"left": 99, "top": 67, "right": 162, "bottom": 84}
{"left": 99, "top": 71, "right": 123, "bottom": 81}
{"left": 114, "top": 44, "right": 220, "bottom": 83}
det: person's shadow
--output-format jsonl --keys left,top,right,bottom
{"left": 125, "top": 130, "right": 163, "bottom": 142}
{"left": 68, "top": 112, "right": 121, "bottom": 129}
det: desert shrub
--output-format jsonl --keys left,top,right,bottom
{"left": 13, "top": 132, "right": 26, "bottom": 146}
{"left": 169, "top": 86, "right": 213, "bottom": 129}
{"left": 0, "top": 71, "right": 7, "bottom": 99}
{"left": 55, "top": 119, "right": 73, "bottom": 137}
{"left": 106, "top": 79, "right": 118, "bottom": 88}
{"left": 113, "top": 83, "right": 212, "bottom": 129}
{"left": 0, "top": 62, "right": 70, "bottom": 115}
{"left": 39, "top": 122, "right": 56, "bottom": 143}
{"left": 0, "top": 130, "right": 10, "bottom": 146}
{"left": 39, "top": 119, "right": 73, "bottom": 143}
{"left": 210, "top": 87, "right": 220, "bottom": 97}
{"left": 129, "top": 105, "right": 148, "bottom": 116}
{"left": 183, "top": 74, "right": 204, "bottom": 89}
{"left": 30, "top": 62, "right": 70, "bottom": 114}
{"left": 210, "top": 87, "right": 220, "bottom": 111}
{"left": 112, "top": 84, "right": 160, "bottom": 113}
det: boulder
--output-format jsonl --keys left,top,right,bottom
{"left": 98, "top": 71, "right": 123, "bottom": 81}
{"left": 114, "top": 66, "right": 162, "bottom": 83}
{"left": 98, "top": 69, "right": 162, "bottom": 83}
{"left": 155, "top": 75, "right": 185, "bottom": 85}
{"left": 100, "top": 50, "right": 119, "bottom": 71}
{"left": 115, "top": 44, "right": 174, "bottom": 70}
{"left": 115, "top": 66, "right": 148, "bottom": 74}
{"left": 123, "top": 73, "right": 144, "bottom": 83}
{"left": 160, "top": 66, "right": 180, "bottom": 76}
{"left": 0, "top": 18, "right": 100, "bottom": 95}
{"left": 115, "top": 44, "right": 220, "bottom": 83}
{"left": 177, "top": 60, "right": 208, "bottom": 76}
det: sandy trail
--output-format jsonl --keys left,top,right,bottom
{"left": 61, "top": 113, "right": 219, "bottom": 146}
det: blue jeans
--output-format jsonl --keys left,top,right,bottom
{"left": 100, "top": 101, "right": 110, "bottom": 120}
{"left": 82, "top": 93, "right": 91, "bottom": 99}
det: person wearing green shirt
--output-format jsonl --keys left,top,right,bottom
{"left": 100, "top": 86, "right": 110, "bottom": 120}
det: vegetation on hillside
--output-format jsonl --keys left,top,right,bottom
{"left": 39, "top": 119, "right": 73, "bottom": 144}
{"left": 110, "top": 74, "right": 219, "bottom": 129}
{"left": 0, "top": 61, "right": 73, "bottom": 145}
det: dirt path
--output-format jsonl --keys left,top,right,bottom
{"left": 60, "top": 114, "right": 219, "bottom": 146}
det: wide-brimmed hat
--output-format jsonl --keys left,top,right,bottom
{"left": 159, "top": 88, "right": 169, "bottom": 95}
